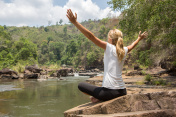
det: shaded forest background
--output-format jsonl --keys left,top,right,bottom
{"left": 0, "top": 0, "right": 175, "bottom": 72}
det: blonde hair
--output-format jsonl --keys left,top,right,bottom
{"left": 108, "top": 29, "right": 125, "bottom": 61}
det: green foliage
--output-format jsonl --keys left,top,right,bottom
{"left": 48, "top": 64, "right": 61, "bottom": 70}
{"left": 44, "top": 27, "right": 49, "bottom": 32}
{"left": 49, "top": 42, "right": 64, "bottom": 60}
{"left": 61, "top": 40, "right": 78, "bottom": 65}
{"left": 145, "top": 74, "right": 152, "bottom": 82}
{"left": 47, "top": 36, "right": 53, "bottom": 44}
{"left": 100, "top": 18, "right": 109, "bottom": 25}
{"left": 152, "top": 79, "right": 167, "bottom": 86}
{"left": 89, "top": 22, "right": 95, "bottom": 30}
{"left": 86, "top": 51, "right": 97, "bottom": 66}
{"left": 11, "top": 63, "right": 25, "bottom": 73}
{"left": 63, "top": 26, "right": 67, "bottom": 35}
{"left": 145, "top": 74, "right": 168, "bottom": 86}
{"left": 108, "top": 0, "right": 134, "bottom": 11}
{"left": 138, "top": 50, "right": 152, "bottom": 66}
{"left": 110, "top": 0, "right": 176, "bottom": 67}
{"left": 99, "top": 25, "right": 110, "bottom": 39}
{"left": 14, "top": 38, "right": 38, "bottom": 61}
{"left": 0, "top": 26, "right": 38, "bottom": 70}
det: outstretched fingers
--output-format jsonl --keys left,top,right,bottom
{"left": 67, "top": 9, "right": 74, "bottom": 17}
{"left": 66, "top": 9, "right": 77, "bottom": 23}
{"left": 138, "top": 31, "right": 148, "bottom": 40}
{"left": 142, "top": 31, "right": 148, "bottom": 38}
{"left": 66, "top": 9, "right": 72, "bottom": 19}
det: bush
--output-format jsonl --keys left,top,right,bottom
{"left": 48, "top": 64, "right": 61, "bottom": 70}
{"left": 11, "top": 63, "right": 25, "bottom": 73}
{"left": 152, "top": 79, "right": 167, "bottom": 86}
{"left": 145, "top": 74, "right": 152, "bottom": 82}
{"left": 145, "top": 74, "right": 168, "bottom": 86}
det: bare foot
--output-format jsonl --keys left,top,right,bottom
{"left": 90, "top": 96, "right": 100, "bottom": 103}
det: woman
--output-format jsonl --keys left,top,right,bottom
{"left": 66, "top": 9, "right": 148, "bottom": 103}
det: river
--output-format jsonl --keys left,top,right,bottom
{"left": 0, "top": 76, "right": 90, "bottom": 117}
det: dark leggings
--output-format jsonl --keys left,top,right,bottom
{"left": 78, "top": 82, "right": 127, "bottom": 101}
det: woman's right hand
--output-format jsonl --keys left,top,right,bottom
{"left": 138, "top": 31, "right": 148, "bottom": 40}
{"left": 66, "top": 9, "right": 77, "bottom": 24}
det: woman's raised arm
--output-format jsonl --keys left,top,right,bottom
{"left": 66, "top": 9, "right": 107, "bottom": 50}
{"left": 127, "top": 31, "right": 148, "bottom": 53}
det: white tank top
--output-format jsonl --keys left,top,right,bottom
{"left": 102, "top": 43, "right": 128, "bottom": 89}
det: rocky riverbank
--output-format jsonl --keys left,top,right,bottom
{"left": 64, "top": 66, "right": 176, "bottom": 117}
{"left": 0, "top": 65, "right": 73, "bottom": 80}
{"left": 0, "top": 65, "right": 101, "bottom": 81}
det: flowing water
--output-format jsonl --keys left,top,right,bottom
{"left": 0, "top": 76, "right": 90, "bottom": 117}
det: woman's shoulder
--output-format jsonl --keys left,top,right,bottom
{"left": 106, "top": 43, "right": 114, "bottom": 50}
{"left": 107, "top": 43, "right": 115, "bottom": 48}
{"left": 124, "top": 47, "right": 128, "bottom": 50}
{"left": 124, "top": 47, "right": 128, "bottom": 55}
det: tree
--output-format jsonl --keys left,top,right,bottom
{"left": 47, "top": 36, "right": 53, "bottom": 44}
{"left": 48, "top": 20, "right": 52, "bottom": 26}
{"left": 66, "top": 40, "right": 78, "bottom": 57}
{"left": 14, "top": 38, "right": 38, "bottom": 61}
{"left": 86, "top": 51, "right": 97, "bottom": 66}
{"left": 44, "top": 27, "right": 49, "bottom": 32}
{"left": 108, "top": 0, "right": 134, "bottom": 11}
{"left": 49, "top": 52, "right": 56, "bottom": 62}
{"left": 41, "top": 41, "right": 49, "bottom": 54}
{"left": 99, "top": 25, "right": 109, "bottom": 39}
{"left": 49, "top": 42, "right": 64, "bottom": 60}
{"left": 100, "top": 18, "right": 109, "bottom": 25}
{"left": 89, "top": 22, "right": 94, "bottom": 30}
{"left": 59, "top": 19, "right": 63, "bottom": 25}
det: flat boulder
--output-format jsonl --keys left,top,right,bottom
{"left": 64, "top": 91, "right": 176, "bottom": 117}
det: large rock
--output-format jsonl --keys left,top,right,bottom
{"left": 24, "top": 65, "right": 43, "bottom": 79}
{"left": 0, "top": 68, "right": 19, "bottom": 79}
{"left": 25, "top": 65, "right": 43, "bottom": 73}
{"left": 24, "top": 73, "right": 39, "bottom": 79}
{"left": 64, "top": 91, "right": 176, "bottom": 117}
{"left": 76, "top": 110, "right": 174, "bottom": 117}
{"left": 160, "top": 56, "right": 176, "bottom": 73}
{"left": 57, "top": 69, "right": 69, "bottom": 77}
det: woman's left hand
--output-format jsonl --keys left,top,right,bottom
{"left": 66, "top": 9, "right": 77, "bottom": 24}
{"left": 138, "top": 31, "right": 148, "bottom": 40}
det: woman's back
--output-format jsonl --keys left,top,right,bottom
{"left": 102, "top": 43, "right": 128, "bottom": 89}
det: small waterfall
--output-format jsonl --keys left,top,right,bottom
{"left": 74, "top": 73, "right": 79, "bottom": 77}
